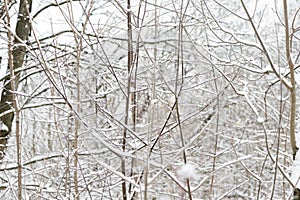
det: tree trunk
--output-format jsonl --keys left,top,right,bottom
{"left": 0, "top": 0, "right": 32, "bottom": 159}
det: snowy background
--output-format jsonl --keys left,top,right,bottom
{"left": 0, "top": 0, "right": 300, "bottom": 199}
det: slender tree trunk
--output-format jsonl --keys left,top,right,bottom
{"left": 122, "top": 1, "right": 134, "bottom": 199}
{"left": 4, "top": 1, "right": 21, "bottom": 199}
{"left": 283, "top": 0, "right": 299, "bottom": 198}
{"left": 3, "top": 0, "right": 32, "bottom": 198}
{"left": 283, "top": 0, "right": 297, "bottom": 159}
{"left": 67, "top": 2, "right": 80, "bottom": 199}
{"left": 175, "top": 1, "right": 192, "bottom": 199}
{"left": 73, "top": 39, "right": 80, "bottom": 200}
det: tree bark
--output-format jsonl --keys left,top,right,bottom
{"left": 0, "top": 0, "right": 32, "bottom": 159}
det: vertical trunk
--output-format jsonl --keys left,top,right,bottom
{"left": 68, "top": 1, "right": 80, "bottom": 198}
{"left": 0, "top": 0, "right": 32, "bottom": 159}
{"left": 283, "top": 0, "right": 297, "bottom": 159}
{"left": 69, "top": 1, "right": 93, "bottom": 198}
{"left": 122, "top": 1, "right": 133, "bottom": 199}
{"left": 3, "top": 1, "right": 31, "bottom": 199}
{"left": 74, "top": 45, "right": 80, "bottom": 200}
{"left": 175, "top": 1, "right": 192, "bottom": 199}
{"left": 143, "top": 1, "right": 158, "bottom": 198}
{"left": 283, "top": 0, "right": 299, "bottom": 198}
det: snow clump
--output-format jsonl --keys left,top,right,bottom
{"left": 257, "top": 116, "right": 264, "bottom": 123}
{"left": 176, "top": 163, "right": 199, "bottom": 181}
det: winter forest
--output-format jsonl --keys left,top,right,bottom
{"left": 0, "top": 0, "right": 300, "bottom": 199}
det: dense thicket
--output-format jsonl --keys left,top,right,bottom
{"left": 0, "top": 0, "right": 299, "bottom": 199}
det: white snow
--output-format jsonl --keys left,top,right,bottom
{"left": 257, "top": 117, "right": 264, "bottom": 123}
{"left": 176, "top": 163, "right": 199, "bottom": 181}
{"left": 0, "top": 121, "right": 8, "bottom": 132}
{"left": 151, "top": 99, "right": 159, "bottom": 105}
